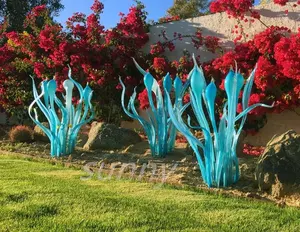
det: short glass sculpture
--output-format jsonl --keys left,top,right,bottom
{"left": 28, "top": 68, "right": 94, "bottom": 157}
{"left": 165, "top": 58, "right": 273, "bottom": 187}
{"left": 119, "top": 59, "right": 189, "bottom": 157}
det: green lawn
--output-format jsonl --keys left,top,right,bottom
{"left": 0, "top": 155, "right": 299, "bottom": 232}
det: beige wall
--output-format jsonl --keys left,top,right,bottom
{"left": 144, "top": 1, "right": 300, "bottom": 62}
{"left": 244, "top": 108, "right": 300, "bottom": 146}
{"left": 139, "top": 1, "right": 300, "bottom": 146}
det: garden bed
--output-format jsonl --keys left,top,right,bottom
{"left": 0, "top": 138, "right": 299, "bottom": 208}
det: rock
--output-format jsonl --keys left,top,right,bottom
{"left": 271, "top": 175, "right": 285, "bottom": 198}
{"left": 111, "top": 162, "right": 122, "bottom": 168}
{"left": 123, "top": 145, "right": 134, "bottom": 153}
{"left": 193, "top": 165, "right": 200, "bottom": 171}
{"left": 255, "top": 130, "right": 300, "bottom": 193}
{"left": 83, "top": 121, "right": 104, "bottom": 149}
{"left": 136, "top": 158, "right": 148, "bottom": 165}
{"left": 45, "top": 143, "right": 50, "bottom": 149}
{"left": 276, "top": 199, "right": 287, "bottom": 208}
{"left": 185, "top": 155, "right": 194, "bottom": 162}
{"left": 144, "top": 149, "right": 152, "bottom": 156}
{"left": 245, "top": 192, "right": 261, "bottom": 199}
{"left": 76, "top": 133, "right": 88, "bottom": 147}
{"left": 76, "top": 125, "right": 90, "bottom": 147}
{"left": 33, "top": 122, "right": 50, "bottom": 142}
{"left": 67, "top": 155, "right": 72, "bottom": 162}
{"left": 83, "top": 122, "right": 141, "bottom": 150}
{"left": 98, "top": 158, "right": 109, "bottom": 166}
{"left": 121, "top": 141, "right": 149, "bottom": 154}
{"left": 181, "top": 155, "right": 193, "bottom": 163}
{"left": 181, "top": 157, "right": 187, "bottom": 163}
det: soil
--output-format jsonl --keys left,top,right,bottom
{"left": 0, "top": 137, "right": 299, "bottom": 208}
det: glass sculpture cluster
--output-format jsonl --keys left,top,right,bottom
{"left": 119, "top": 59, "right": 189, "bottom": 157}
{"left": 28, "top": 69, "right": 94, "bottom": 157}
{"left": 121, "top": 57, "right": 273, "bottom": 187}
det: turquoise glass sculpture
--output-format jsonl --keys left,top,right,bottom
{"left": 28, "top": 68, "right": 94, "bottom": 157}
{"left": 119, "top": 59, "right": 189, "bottom": 157}
{"left": 165, "top": 57, "right": 273, "bottom": 187}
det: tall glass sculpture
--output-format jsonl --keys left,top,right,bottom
{"left": 165, "top": 58, "right": 273, "bottom": 187}
{"left": 119, "top": 59, "right": 190, "bottom": 157}
{"left": 28, "top": 68, "right": 95, "bottom": 157}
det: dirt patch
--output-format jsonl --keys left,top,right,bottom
{"left": 0, "top": 139, "right": 299, "bottom": 208}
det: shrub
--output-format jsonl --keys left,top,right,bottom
{"left": 9, "top": 125, "right": 33, "bottom": 143}
{"left": 0, "top": 0, "right": 150, "bottom": 123}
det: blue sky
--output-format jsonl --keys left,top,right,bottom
{"left": 56, "top": 0, "right": 262, "bottom": 28}
{"left": 56, "top": 0, "right": 174, "bottom": 29}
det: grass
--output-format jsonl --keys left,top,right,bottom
{"left": 0, "top": 155, "right": 299, "bottom": 232}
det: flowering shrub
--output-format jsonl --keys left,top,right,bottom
{"left": 158, "top": 15, "right": 181, "bottom": 24}
{"left": 0, "top": 1, "right": 222, "bottom": 124}
{"left": 212, "top": 26, "right": 300, "bottom": 116}
{"left": 242, "top": 144, "right": 265, "bottom": 156}
{"left": 273, "top": 0, "right": 289, "bottom": 6}
{"left": 210, "top": 0, "right": 300, "bottom": 20}
{"left": 210, "top": 0, "right": 255, "bottom": 20}
{"left": 0, "top": 0, "right": 149, "bottom": 123}
{"left": 274, "top": 29, "right": 300, "bottom": 81}
{"left": 210, "top": 0, "right": 299, "bottom": 44}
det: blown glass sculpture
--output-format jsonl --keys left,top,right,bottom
{"left": 119, "top": 59, "right": 189, "bottom": 157}
{"left": 165, "top": 58, "right": 273, "bottom": 187}
{"left": 28, "top": 68, "right": 95, "bottom": 157}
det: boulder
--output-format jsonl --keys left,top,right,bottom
{"left": 77, "top": 132, "right": 89, "bottom": 147}
{"left": 76, "top": 124, "right": 90, "bottom": 147}
{"left": 255, "top": 130, "right": 300, "bottom": 193}
{"left": 83, "top": 122, "right": 141, "bottom": 150}
{"left": 33, "top": 122, "right": 49, "bottom": 142}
